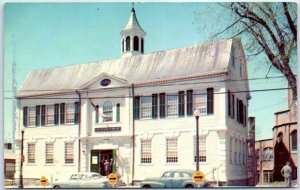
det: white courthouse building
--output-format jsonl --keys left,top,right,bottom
{"left": 15, "top": 7, "right": 251, "bottom": 186}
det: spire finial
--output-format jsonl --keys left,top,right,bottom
{"left": 131, "top": 2, "right": 135, "bottom": 12}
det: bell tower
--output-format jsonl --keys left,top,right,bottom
{"left": 121, "top": 6, "right": 146, "bottom": 57}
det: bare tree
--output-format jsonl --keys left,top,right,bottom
{"left": 215, "top": 2, "right": 297, "bottom": 101}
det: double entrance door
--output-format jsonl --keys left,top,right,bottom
{"left": 90, "top": 149, "right": 116, "bottom": 176}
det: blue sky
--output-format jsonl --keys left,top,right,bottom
{"left": 4, "top": 2, "right": 292, "bottom": 142}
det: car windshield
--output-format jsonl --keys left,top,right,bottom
{"left": 161, "top": 172, "right": 172, "bottom": 178}
{"left": 70, "top": 174, "right": 81, "bottom": 180}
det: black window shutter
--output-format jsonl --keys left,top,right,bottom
{"left": 159, "top": 93, "right": 166, "bottom": 118}
{"left": 116, "top": 104, "right": 120, "bottom": 122}
{"left": 228, "top": 91, "right": 231, "bottom": 117}
{"left": 23, "top": 107, "right": 28, "bottom": 127}
{"left": 60, "top": 103, "right": 65, "bottom": 124}
{"left": 35, "top": 106, "right": 40, "bottom": 126}
{"left": 207, "top": 88, "right": 214, "bottom": 114}
{"left": 243, "top": 104, "right": 247, "bottom": 126}
{"left": 74, "top": 102, "right": 79, "bottom": 124}
{"left": 152, "top": 94, "right": 158, "bottom": 119}
{"left": 187, "top": 90, "right": 193, "bottom": 116}
{"left": 178, "top": 91, "right": 185, "bottom": 116}
{"left": 41, "top": 105, "right": 46, "bottom": 126}
{"left": 133, "top": 96, "right": 140, "bottom": 120}
{"left": 236, "top": 98, "right": 239, "bottom": 122}
{"left": 54, "top": 104, "right": 59, "bottom": 125}
{"left": 232, "top": 94, "right": 235, "bottom": 119}
{"left": 239, "top": 100, "right": 243, "bottom": 124}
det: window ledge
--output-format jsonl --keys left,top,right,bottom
{"left": 26, "top": 164, "right": 37, "bottom": 166}
{"left": 164, "top": 162, "right": 180, "bottom": 165}
{"left": 44, "top": 163, "right": 55, "bottom": 166}
{"left": 63, "top": 164, "right": 76, "bottom": 166}
{"left": 139, "top": 164, "right": 154, "bottom": 166}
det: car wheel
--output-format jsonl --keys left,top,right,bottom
{"left": 143, "top": 185, "right": 151, "bottom": 188}
{"left": 184, "top": 184, "right": 194, "bottom": 188}
{"left": 53, "top": 185, "right": 61, "bottom": 188}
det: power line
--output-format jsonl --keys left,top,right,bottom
{"left": 4, "top": 87, "right": 291, "bottom": 100}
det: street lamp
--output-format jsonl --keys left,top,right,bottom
{"left": 18, "top": 128, "right": 24, "bottom": 188}
{"left": 194, "top": 109, "right": 200, "bottom": 172}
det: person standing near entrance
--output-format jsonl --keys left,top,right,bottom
{"left": 104, "top": 160, "right": 110, "bottom": 176}
{"left": 99, "top": 158, "right": 104, "bottom": 176}
{"left": 281, "top": 162, "right": 292, "bottom": 187}
{"left": 110, "top": 158, "right": 114, "bottom": 173}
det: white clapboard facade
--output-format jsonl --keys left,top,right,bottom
{"left": 14, "top": 8, "right": 250, "bottom": 186}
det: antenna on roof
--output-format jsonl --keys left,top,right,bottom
{"left": 131, "top": 2, "right": 135, "bottom": 12}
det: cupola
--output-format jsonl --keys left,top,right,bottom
{"left": 121, "top": 7, "right": 146, "bottom": 57}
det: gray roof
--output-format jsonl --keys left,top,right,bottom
{"left": 17, "top": 39, "right": 237, "bottom": 97}
{"left": 122, "top": 8, "right": 146, "bottom": 35}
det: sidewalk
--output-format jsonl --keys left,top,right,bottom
{"left": 256, "top": 180, "right": 297, "bottom": 188}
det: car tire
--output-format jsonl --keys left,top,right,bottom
{"left": 53, "top": 185, "right": 61, "bottom": 188}
{"left": 184, "top": 184, "right": 194, "bottom": 188}
{"left": 143, "top": 185, "right": 151, "bottom": 188}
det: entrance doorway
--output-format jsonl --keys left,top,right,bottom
{"left": 90, "top": 149, "right": 116, "bottom": 176}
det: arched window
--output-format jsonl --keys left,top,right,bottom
{"left": 122, "top": 39, "right": 124, "bottom": 53}
{"left": 134, "top": 36, "right": 139, "bottom": 51}
{"left": 126, "top": 36, "right": 130, "bottom": 51}
{"left": 141, "top": 38, "right": 144, "bottom": 53}
{"left": 103, "top": 101, "right": 113, "bottom": 122}
{"left": 277, "top": 132, "right": 283, "bottom": 143}
{"left": 263, "top": 147, "right": 273, "bottom": 161}
{"left": 291, "top": 130, "right": 297, "bottom": 151}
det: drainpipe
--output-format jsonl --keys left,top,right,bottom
{"left": 76, "top": 90, "right": 81, "bottom": 172}
{"left": 131, "top": 84, "right": 135, "bottom": 185}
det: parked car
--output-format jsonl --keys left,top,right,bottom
{"left": 139, "top": 170, "right": 209, "bottom": 188}
{"left": 52, "top": 172, "right": 109, "bottom": 188}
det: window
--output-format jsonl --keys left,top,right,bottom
{"left": 134, "top": 36, "right": 139, "bottom": 51}
{"left": 27, "top": 143, "right": 35, "bottom": 164}
{"left": 263, "top": 171, "right": 273, "bottom": 183}
{"left": 178, "top": 91, "right": 185, "bottom": 116}
{"left": 141, "top": 96, "right": 152, "bottom": 119}
{"left": 234, "top": 139, "right": 237, "bottom": 164}
{"left": 232, "top": 94, "right": 235, "bottom": 119}
{"left": 166, "top": 138, "right": 178, "bottom": 163}
{"left": 291, "top": 130, "right": 297, "bottom": 151}
{"left": 36, "top": 106, "right": 41, "bottom": 126}
{"left": 28, "top": 107, "right": 36, "bottom": 126}
{"left": 74, "top": 102, "right": 80, "bottom": 124}
{"left": 152, "top": 94, "right": 158, "bottom": 118}
{"left": 126, "top": 36, "right": 130, "bottom": 51}
{"left": 194, "top": 90, "right": 207, "bottom": 115}
{"left": 263, "top": 147, "right": 273, "bottom": 161}
{"left": 187, "top": 90, "right": 193, "bottom": 116}
{"left": 46, "top": 143, "right": 54, "bottom": 164}
{"left": 122, "top": 39, "right": 124, "bottom": 53}
{"left": 103, "top": 101, "right": 113, "bottom": 122}
{"left": 47, "top": 105, "right": 55, "bottom": 125}
{"left": 65, "top": 142, "right": 74, "bottom": 164}
{"left": 66, "top": 103, "right": 75, "bottom": 124}
{"left": 141, "top": 38, "right": 144, "bottom": 53}
{"left": 54, "top": 104, "right": 59, "bottom": 125}
{"left": 194, "top": 136, "right": 207, "bottom": 162}
{"left": 277, "top": 133, "right": 283, "bottom": 143}
{"left": 116, "top": 103, "right": 120, "bottom": 122}
{"left": 230, "top": 137, "right": 232, "bottom": 164}
{"left": 167, "top": 94, "right": 178, "bottom": 117}
{"left": 141, "top": 140, "right": 152, "bottom": 163}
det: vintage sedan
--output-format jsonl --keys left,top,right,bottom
{"left": 52, "top": 172, "right": 109, "bottom": 188}
{"left": 139, "top": 170, "right": 209, "bottom": 188}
